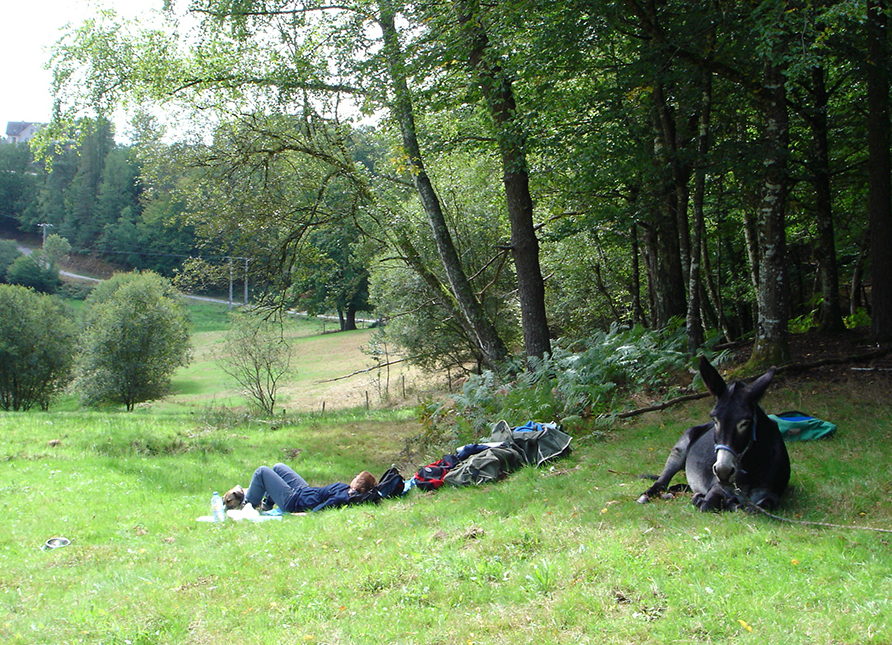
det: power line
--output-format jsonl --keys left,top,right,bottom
{"left": 72, "top": 247, "right": 251, "bottom": 262}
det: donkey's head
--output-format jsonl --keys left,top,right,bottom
{"left": 699, "top": 356, "right": 775, "bottom": 486}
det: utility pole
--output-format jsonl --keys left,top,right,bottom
{"left": 243, "top": 257, "right": 249, "bottom": 305}
{"left": 226, "top": 257, "right": 250, "bottom": 309}
{"left": 37, "top": 223, "right": 53, "bottom": 247}
{"left": 228, "top": 258, "right": 234, "bottom": 310}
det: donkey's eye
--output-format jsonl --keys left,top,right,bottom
{"left": 736, "top": 420, "right": 751, "bottom": 434}
{"left": 711, "top": 417, "right": 721, "bottom": 431}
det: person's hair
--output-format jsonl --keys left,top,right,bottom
{"left": 350, "top": 471, "right": 377, "bottom": 494}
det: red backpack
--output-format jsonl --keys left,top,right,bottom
{"left": 413, "top": 455, "right": 460, "bottom": 491}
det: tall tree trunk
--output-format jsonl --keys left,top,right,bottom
{"left": 750, "top": 58, "right": 791, "bottom": 367}
{"left": 687, "top": 69, "right": 712, "bottom": 353}
{"left": 344, "top": 304, "right": 358, "bottom": 331}
{"left": 648, "top": 105, "right": 687, "bottom": 328}
{"left": 457, "top": 1, "right": 551, "bottom": 360}
{"left": 867, "top": 0, "right": 892, "bottom": 341}
{"left": 631, "top": 223, "right": 645, "bottom": 325}
{"left": 652, "top": 82, "right": 692, "bottom": 292}
{"left": 702, "top": 174, "right": 732, "bottom": 341}
{"left": 378, "top": 3, "right": 508, "bottom": 370}
{"left": 642, "top": 206, "right": 685, "bottom": 328}
{"left": 850, "top": 230, "right": 871, "bottom": 316}
{"left": 640, "top": 221, "right": 659, "bottom": 326}
{"left": 807, "top": 66, "right": 845, "bottom": 333}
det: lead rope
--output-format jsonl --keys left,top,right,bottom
{"left": 736, "top": 416, "right": 892, "bottom": 534}
{"left": 734, "top": 490, "right": 892, "bottom": 535}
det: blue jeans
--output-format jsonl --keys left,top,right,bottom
{"left": 245, "top": 463, "right": 308, "bottom": 510}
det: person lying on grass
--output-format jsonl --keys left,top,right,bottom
{"left": 222, "top": 463, "right": 377, "bottom": 513}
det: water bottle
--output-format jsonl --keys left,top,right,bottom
{"left": 211, "top": 491, "right": 225, "bottom": 523}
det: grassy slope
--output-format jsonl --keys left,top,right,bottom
{"left": 165, "top": 301, "right": 440, "bottom": 414}
{"left": 1, "top": 305, "right": 891, "bottom": 644}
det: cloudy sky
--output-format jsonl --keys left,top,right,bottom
{"left": 1, "top": 0, "right": 161, "bottom": 129}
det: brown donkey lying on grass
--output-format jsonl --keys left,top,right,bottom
{"left": 638, "top": 356, "right": 791, "bottom": 512}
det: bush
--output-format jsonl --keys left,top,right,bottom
{"left": 0, "top": 284, "right": 77, "bottom": 410}
{"left": 215, "top": 312, "right": 293, "bottom": 416}
{"left": 4, "top": 253, "right": 61, "bottom": 293}
{"left": 0, "top": 239, "right": 22, "bottom": 280}
{"left": 74, "top": 271, "right": 192, "bottom": 411}
{"left": 426, "top": 323, "right": 697, "bottom": 438}
{"left": 57, "top": 281, "right": 95, "bottom": 300}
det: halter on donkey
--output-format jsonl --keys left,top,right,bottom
{"left": 638, "top": 356, "right": 791, "bottom": 512}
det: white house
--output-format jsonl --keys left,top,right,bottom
{"left": 4, "top": 121, "right": 44, "bottom": 143}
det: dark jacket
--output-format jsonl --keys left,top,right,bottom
{"left": 286, "top": 482, "right": 352, "bottom": 512}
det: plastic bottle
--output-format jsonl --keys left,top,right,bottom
{"left": 211, "top": 491, "right": 225, "bottom": 523}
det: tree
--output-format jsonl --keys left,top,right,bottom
{"left": 47, "top": 0, "right": 884, "bottom": 369}
{"left": 74, "top": 271, "right": 191, "bottom": 410}
{"left": 289, "top": 223, "right": 372, "bottom": 331}
{"left": 0, "top": 284, "right": 77, "bottom": 411}
{"left": 5, "top": 254, "right": 62, "bottom": 293}
{"left": 454, "top": 0, "right": 551, "bottom": 360}
{"left": 43, "top": 233, "right": 72, "bottom": 267}
{"left": 0, "top": 143, "right": 40, "bottom": 231}
{"left": 378, "top": 0, "right": 510, "bottom": 370}
{"left": 216, "top": 312, "right": 293, "bottom": 415}
{"left": 0, "top": 239, "right": 23, "bottom": 280}
{"left": 867, "top": 0, "right": 892, "bottom": 340}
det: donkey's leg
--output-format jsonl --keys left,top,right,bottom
{"left": 638, "top": 423, "right": 712, "bottom": 503}
{"left": 694, "top": 485, "right": 735, "bottom": 512}
{"left": 742, "top": 487, "right": 781, "bottom": 511}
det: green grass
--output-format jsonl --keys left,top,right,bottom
{"left": 2, "top": 371, "right": 892, "bottom": 644}
{"left": 162, "top": 301, "right": 434, "bottom": 415}
{"left": 7, "top": 299, "right": 892, "bottom": 642}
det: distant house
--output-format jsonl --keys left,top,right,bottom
{"left": 4, "top": 121, "right": 44, "bottom": 144}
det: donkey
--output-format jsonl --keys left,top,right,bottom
{"left": 637, "top": 356, "right": 790, "bottom": 512}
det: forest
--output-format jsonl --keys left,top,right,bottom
{"left": 3, "top": 0, "right": 891, "bottom": 376}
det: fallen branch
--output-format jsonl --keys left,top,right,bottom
{"left": 774, "top": 346, "right": 892, "bottom": 373}
{"left": 616, "top": 392, "right": 709, "bottom": 419}
{"left": 318, "top": 357, "right": 411, "bottom": 383}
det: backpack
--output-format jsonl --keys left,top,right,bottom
{"left": 348, "top": 467, "right": 407, "bottom": 506}
{"left": 414, "top": 455, "right": 460, "bottom": 491}
{"left": 375, "top": 466, "right": 406, "bottom": 499}
{"left": 347, "top": 489, "right": 382, "bottom": 506}
{"left": 769, "top": 410, "right": 838, "bottom": 441}
{"left": 444, "top": 443, "right": 525, "bottom": 487}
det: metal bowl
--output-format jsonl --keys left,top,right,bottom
{"left": 42, "top": 537, "right": 71, "bottom": 551}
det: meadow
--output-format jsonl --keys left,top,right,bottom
{"left": 1, "top": 301, "right": 891, "bottom": 644}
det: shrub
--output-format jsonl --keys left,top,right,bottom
{"left": 4, "top": 253, "right": 61, "bottom": 293}
{"left": 215, "top": 312, "right": 293, "bottom": 416}
{"left": 74, "top": 271, "right": 192, "bottom": 411}
{"left": 0, "top": 284, "right": 76, "bottom": 410}
{"left": 426, "top": 323, "right": 697, "bottom": 438}
{"left": 0, "top": 239, "right": 22, "bottom": 280}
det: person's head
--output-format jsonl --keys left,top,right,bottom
{"left": 349, "top": 471, "right": 377, "bottom": 494}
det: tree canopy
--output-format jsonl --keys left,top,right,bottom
{"left": 24, "top": 0, "right": 892, "bottom": 373}
{"left": 74, "top": 271, "right": 192, "bottom": 411}
{"left": 0, "top": 284, "right": 77, "bottom": 411}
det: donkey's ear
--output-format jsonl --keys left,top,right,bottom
{"left": 745, "top": 366, "right": 776, "bottom": 402}
{"left": 699, "top": 356, "right": 727, "bottom": 398}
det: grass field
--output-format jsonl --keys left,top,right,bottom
{"left": 2, "top": 304, "right": 892, "bottom": 644}
{"left": 162, "top": 301, "right": 445, "bottom": 415}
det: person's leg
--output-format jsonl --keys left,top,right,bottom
{"left": 273, "top": 463, "right": 309, "bottom": 490}
{"left": 245, "top": 466, "right": 295, "bottom": 509}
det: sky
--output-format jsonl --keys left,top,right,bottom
{"left": 1, "top": 0, "right": 161, "bottom": 132}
